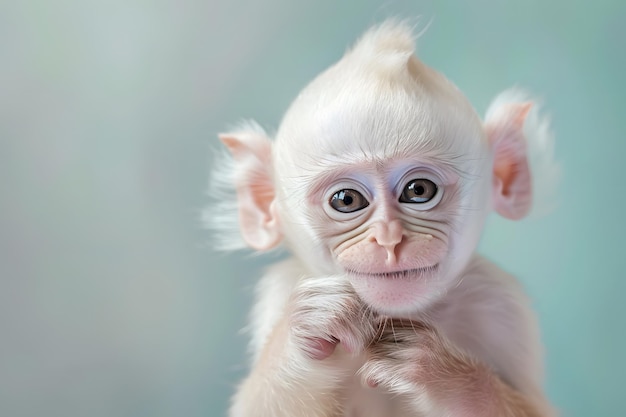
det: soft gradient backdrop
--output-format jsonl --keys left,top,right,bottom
{"left": 1, "top": 0, "right": 624, "bottom": 416}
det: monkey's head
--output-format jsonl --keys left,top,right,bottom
{"left": 215, "top": 22, "right": 536, "bottom": 315}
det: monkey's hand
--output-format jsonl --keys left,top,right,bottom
{"left": 229, "top": 276, "right": 376, "bottom": 417}
{"left": 290, "top": 276, "right": 377, "bottom": 360}
{"left": 360, "top": 318, "right": 550, "bottom": 417}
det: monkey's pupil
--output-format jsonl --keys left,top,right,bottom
{"left": 330, "top": 189, "right": 368, "bottom": 213}
{"left": 414, "top": 185, "right": 425, "bottom": 195}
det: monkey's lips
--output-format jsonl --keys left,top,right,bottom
{"left": 345, "top": 264, "right": 440, "bottom": 313}
{"left": 346, "top": 265, "right": 439, "bottom": 280}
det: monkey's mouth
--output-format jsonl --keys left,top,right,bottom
{"left": 346, "top": 264, "right": 439, "bottom": 280}
{"left": 345, "top": 264, "right": 442, "bottom": 312}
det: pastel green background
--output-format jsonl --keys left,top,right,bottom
{"left": 1, "top": 0, "right": 624, "bottom": 416}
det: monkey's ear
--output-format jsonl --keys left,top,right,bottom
{"left": 485, "top": 102, "right": 533, "bottom": 220}
{"left": 219, "top": 130, "right": 282, "bottom": 250}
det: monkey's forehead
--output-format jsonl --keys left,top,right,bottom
{"left": 274, "top": 68, "right": 486, "bottom": 168}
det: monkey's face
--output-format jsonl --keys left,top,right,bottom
{"left": 289, "top": 154, "right": 486, "bottom": 316}
{"left": 271, "top": 97, "right": 491, "bottom": 316}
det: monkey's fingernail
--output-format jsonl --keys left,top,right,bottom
{"left": 305, "top": 337, "right": 337, "bottom": 360}
{"left": 367, "top": 378, "right": 379, "bottom": 388}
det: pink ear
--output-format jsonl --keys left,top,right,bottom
{"left": 485, "top": 102, "right": 533, "bottom": 220}
{"left": 220, "top": 131, "right": 282, "bottom": 250}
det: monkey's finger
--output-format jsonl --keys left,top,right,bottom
{"left": 302, "top": 336, "right": 338, "bottom": 360}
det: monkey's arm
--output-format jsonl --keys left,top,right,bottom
{"left": 230, "top": 315, "right": 341, "bottom": 417}
{"left": 230, "top": 262, "right": 373, "bottom": 417}
{"left": 230, "top": 261, "right": 338, "bottom": 417}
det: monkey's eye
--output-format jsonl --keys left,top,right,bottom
{"left": 399, "top": 179, "right": 438, "bottom": 203}
{"left": 329, "top": 189, "right": 369, "bottom": 213}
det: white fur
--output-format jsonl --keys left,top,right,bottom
{"left": 245, "top": 259, "right": 301, "bottom": 363}
{"left": 274, "top": 20, "right": 484, "bottom": 175}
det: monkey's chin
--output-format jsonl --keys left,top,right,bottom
{"left": 346, "top": 265, "right": 441, "bottom": 315}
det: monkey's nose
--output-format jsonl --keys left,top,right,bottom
{"left": 370, "top": 220, "right": 404, "bottom": 263}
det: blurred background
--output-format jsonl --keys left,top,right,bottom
{"left": 1, "top": 0, "right": 624, "bottom": 416}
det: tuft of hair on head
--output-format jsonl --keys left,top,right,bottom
{"left": 486, "top": 88, "right": 561, "bottom": 217}
{"left": 346, "top": 19, "right": 421, "bottom": 74}
{"left": 349, "top": 19, "right": 416, "bottom": 57}
{"left": 202, "top": 120, "right": 268, "bottom": 252}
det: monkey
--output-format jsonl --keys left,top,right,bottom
{"left": 207, "top": 20, "right": 558, "bottom": 417}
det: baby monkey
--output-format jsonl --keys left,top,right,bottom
{"left": 209, "top": 20, "right": 557, "bottom": 417}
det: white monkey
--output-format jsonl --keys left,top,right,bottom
{"left": 208, "top": 20, "right": 558, "bottom": 417}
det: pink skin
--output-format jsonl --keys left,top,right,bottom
{"left": 336, "top": 207, "right": 448, "bottom": 314}
{"left": 339, "top": 230, "right": 446, "bottom": 313}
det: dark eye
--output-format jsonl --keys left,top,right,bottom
{"left": 399, "top": 179, "right": 438, "bottom": 203}
{"left": 329, "top": 189, "right": 369, "bottom": 213}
